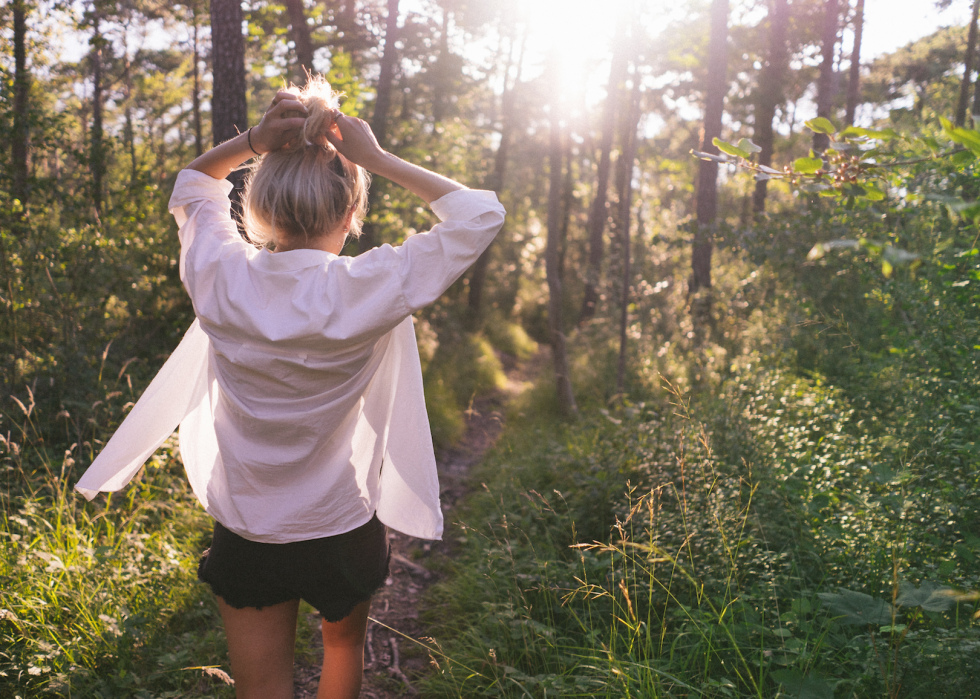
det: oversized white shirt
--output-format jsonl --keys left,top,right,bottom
{"left": 75, "top": 169, "right": 505, "bottom": 542}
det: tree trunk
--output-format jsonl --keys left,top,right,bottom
{"left": 616, "top": 76, "right": 641, "bottom": 396}
{"left": 124, "top": 57, "right": 138, "bottom": 183}
{"left": 359, "top": 0, "right": 400, "bottom": 253}
{"left": 90, "top": 10, "right": 106, "bottom": 217}
{"left": 752, "top": 0, "right": 790, "bottom": 214}
{"left": 957, "top": 0, "right": 980, "bottom": 126}
{"left": 558, "top": 132, "right": 574, "bottom": 285}
{"left": 432, "top": 6, "right": 450, "bottom": 125}
{"left": 844, "top": 0, "right": 865, "bottom": 126}
{"left": 192, "top": 10, "right": 204, "bottom": 156}
{"left": 813, "top": 0, "right": 840, "bottom": 153}
{"left": 691, "top": 0, "right": 729, "bottom": 294}
{"left": 578, "top": 11, "right": 629, "bottom": 324}
{"left": 11, "top": 0, "right": 30, "bottom": 210}
{"left": 210, "top": 0, "right": 249, "bottom": 205}
{"left": 467, "top": 25, "right": 526, "bottom": 320}
{"left": 285, "top": 0, "right": 316, "bottom": 83}
{"left": 546, "top": 114, "right": 577, "bottom": 418}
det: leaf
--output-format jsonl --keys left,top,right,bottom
{"left": 940, "top": 117, "right": 980, "bottom": 155}
{"left": 882, "top": 260, "right": 894, "bottom": 278}
{"left": 794, "top": 157, "right": 824, "bottom": 175}
{"left": 840, "top": 126, "right": 897, "bottom": 140}
{"left": 805, "top": 117, "right": 837, "bottom": 135}
{"left": 755, "top": 173, "right": 777, "bottom": 182}
{"left": 817, "top": 588, "right": 894, "bottom": 625}
{"left": 758, "top": 164, "right": 783, "bottom": 175}
{"left": 862, "top": 186, "right": 886, "bottom": 201}
{"left": 829, "top": 141, "right": 852, "bottom": 151}
{"left": 896, "top": 581, "right": 956, "bottom": 612}
{"left": 737, "top": 138, "right": 762, "bottom": 154}
{"left": 952, "top": 150, "right": 977, "bottom": 165}
{"left": 713, "top": 137, "right": 750, "bottom": 159}
{"left": 691, "top": 149, "right": 730, "bottom": 163}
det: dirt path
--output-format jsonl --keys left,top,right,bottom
{"left": 293, "top": 354, "right": 538, "bottom": 698}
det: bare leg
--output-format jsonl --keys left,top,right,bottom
{"left": 217, "top": 596, "right": 299, "bottom": 699}
{"left": 318, "top": 598, "right": 372, "bottom": 699}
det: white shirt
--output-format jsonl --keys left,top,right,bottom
{"left": 75, "top": 169, "right": 505, "bottom": 543}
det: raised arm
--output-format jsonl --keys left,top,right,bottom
{"left": 185, "top": 91, "right": 308, "bottom": 180}
{"left": 324, "top": 113, "right": 465, "bottom": 204}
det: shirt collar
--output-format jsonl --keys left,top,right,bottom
{"left": 257, "top": 248, "right": 338, "bottom": 272}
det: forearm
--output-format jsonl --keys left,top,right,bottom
{"left": 186, "top": 131, "right": 256, "bottom": 180}
{"left": 370, "top": 152, "right": 465, "bottom": 204}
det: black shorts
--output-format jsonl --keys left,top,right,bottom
{"left": 197, "top": 514, "right": 391, "bottom": 622}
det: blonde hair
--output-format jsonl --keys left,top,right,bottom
{"left": 242, "top": 75, "right": 370, "bottom": 249}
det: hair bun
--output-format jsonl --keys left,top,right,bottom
{"left": 297, "top": 75, "right": 343, "bottom": 155}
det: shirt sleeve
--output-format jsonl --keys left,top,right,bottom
{"left": 168, "top": 169, "right": 254, "bottom": 319}
{"left": 342, "top": 189, "right": 506, "bottom": 314}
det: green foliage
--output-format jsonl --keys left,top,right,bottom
{"left": 482, "top": 312, "right": 539, "bottom": 362}
{"left": 1, "top": 430, "right": 232, "bottom": 698}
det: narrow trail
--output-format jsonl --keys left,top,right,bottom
{"left": 292, "top": 352, "right": 542, "bottom": 698}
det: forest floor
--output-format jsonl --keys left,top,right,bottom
{"left": 292, "top": 350, "right": 542, "bottom": 698}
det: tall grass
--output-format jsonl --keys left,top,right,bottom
{"left": 0, "top": 399, "right": 233, "bottom": 698}
{"left": 421, "top": 374, "right": 980, "bottom": 698}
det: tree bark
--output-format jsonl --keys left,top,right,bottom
{"left": 285, "top": 0, "right": 316, "bottom": 83}
{"left": 616, "top": 76, "right": 641, "bottom": 396}
{"left": 546, "top": 114, "right": 577, "bottom": 418}
{"left": 957, "top": 0, "right": 980, "bottom": 126}
{"left": 844, "top": 0, "right": 865, "bottom": 126}
{"left": 691, "top": 0, "right": 729, "bottom": 294}
{"left": 192, "top": 8, "right": 204, "bottom": 156}
{"left": 124, "top": 57, "right": 138, "bottom": 183}
{"left": 11, "top": 0, "right": 30, "bottom": 210}
{"left": 578, "top": 11, "right": 629, "bottom": 324}
{"left": 432, "top": 5, "right": 451, "bottom": 125}
{"left": 752, "top": 0, "right": 790, "bottom": 214}
{"left": 90, "top": 9, "right": 106, "bottom": 217}
{"left": 210, "top": 0, "right": 249, "bottom": 206}
{"left": 813, "top": 0, "right": 840, "bottom": 153}
{"left": 359, "top": 0, "right": 400, "bottom": 253}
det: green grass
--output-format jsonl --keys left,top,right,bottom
{"left": 0, "top": 422, "right": 234, "bottom": 698}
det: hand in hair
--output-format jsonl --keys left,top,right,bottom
{"left": 323, "top": 111, "right": 387, "bottom": 172}
{"left": 325, "top": 112, "right": 465, "bottom": 204}
{"left": 250, "top": 91, "right": 310, "bottom": 154}
{"left": 185, "top": 91, "right": 308, "bottom": 180}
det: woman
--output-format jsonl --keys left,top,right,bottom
{"left": 75, "top": 78, "right": 505, "bottom": 699}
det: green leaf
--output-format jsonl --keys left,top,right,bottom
{"left": 794, "top": 157, "right": 824, "bottom": 175}
{"left": 840, "top": 126, "right": 898, "bottom": 140}
{"left": 862, "top": 186, "right": 886, "bottom": 201}
{"left": 817, "top": 589, "right": 894, "bottom": 625}
{"left": 882, "top": 259, "right": 894, "bottom": 278}
{"left": 896, "top": 581, "right": 956, "bottom": 611}
{"left": 713, "top": 137, "right": 750, "bottom": 159}
{"left": 691, "top": 149, "right": 730, "bottom": 163}
{"left": 829, "top": 141, "right": 852, "bottom": 151}
{"left": 805, "top": 117, "right": 837, "bottom": 135}
{"left": 952, "top": 150, "right": 977, "bottom": 165}
{"left": 737, "top": 138, "right": 762, "bottom": 154}
{"left": 940, "top": 119, "right": 980, "bottom": 155}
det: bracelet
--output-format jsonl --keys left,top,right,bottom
{"left": 247, "top": 127, "right": 262, "bottom": 157}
